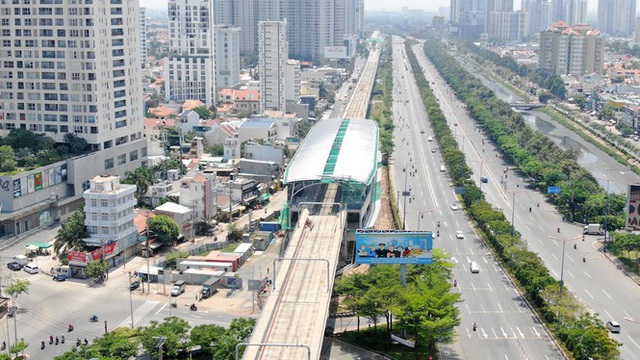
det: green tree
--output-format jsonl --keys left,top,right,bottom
{"left": 0, "top": 145, "right": 17, "bottom": 172}
{"left": 205, "top": 143, "right": 224, "bottom": 156}
{"left": 91, "top": 327, "right": 138, "bottom": 359}
{"left": 87, "top": 259, "right": 109, "bottom": 282}
{"left": 192, "top": 106, "right": 212, "bottom": 120}
{"left": 63, "top": 133, "right": 90, "bottom": 154}
{"left": 2, "top": 128, "right": 38, "bottom": 150}
{"left": 190, "top": 324, "right": 227, "bottom": 356}
{"left": 165, "top": 250, "right": 189, "bottom": 269}
{"left": 5, "top": 279, "right": 30, "bottom": 300}
{"left": 148, "top": 215, "right": 180, "bottom": 244}
{"left": 122, "top": 166, "right": 155, "bottom": 201}
{"left": 10, "top": 341, "right": 28, "bottom": 359}
{"left": 53, "top": 208, "right": 88, "bottom": 257}
{"left": 139, "top": 317, "right": 191, "bottom": 358}
{"left": 297, "top": 121, "right": 311, "bottom": 138}
{"left": 227, "top": 223, "right": 243, "bottom": 242}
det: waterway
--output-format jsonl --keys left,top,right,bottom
{"left": 476, "top": 71, "right": 639, "bottom": 194}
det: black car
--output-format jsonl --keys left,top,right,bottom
{"left": 129, "top": 280, "right": 140, "bottom": 291}
{"left": 7, "top": 262, "right": 22, "bottom": 271}
{"left": 52, "top": 274, "right": 67, "bottom": 282}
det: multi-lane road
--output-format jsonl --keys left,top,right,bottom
{"left": 390, "top": 36, "right": 563, "bottom": 360}
{"left": 406, "top": 39, "right": 640, "bottom": 359}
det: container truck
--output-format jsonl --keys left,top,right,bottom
{"left": 582, "top": 224, "right": 604, "bottom": 235}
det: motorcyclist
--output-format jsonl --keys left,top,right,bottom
{"left": 84, "top": 338, "right": 89, "bottom": 345}
{"left": 583, "top": 256, "right": 586, "bottom": 263}
{"left": 68, "top": 323, "right": 74, "bottom": 332}
{"left": 528, "top": 207, "right": 531, "bottom": 213}
{"left": 190, "top": 303, "right": 197, "bottom": 311}
{"left": 437, "top": 221, "right": 440, "bottom": 227}
{"left": 472, "top": 322, "right": 477, "bottom": 331}
{"left": 49, "top": 335, "right": 53, "bottom": 344}
{"left": 573, "top": 243, "right": 577, "bottom": 250}
{"left": 76, "top": 338, "right": 81, "bottom": 346}
{"left": 41, "top": 341, "right": 45, "bottom": 350}
{"left": 453, "top": 279, "right": 457, "bottom": 287}
{"left": 61, "top": 335, "right": 65, "bottom": 344}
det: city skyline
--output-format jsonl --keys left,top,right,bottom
{"left": 140, "top": 0, "right": 611, "bottom": 13}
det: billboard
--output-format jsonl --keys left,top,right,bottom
{"left": 324, "top": 46, "right": 348, "bottom": 59}
{"left": 355, "top": 230, "right": 433, "bottom": 265}
{"left": 627, "top": 184, "right": 640, "bottom": 230}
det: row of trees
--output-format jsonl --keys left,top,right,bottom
{"left": 462, "top": 42, "right": 567, "bottom": 99}
{"left": 369, "top": 36, "right": 395, "bottom": 155}
{"left": 334, "top": 250, "right": 461, "bottom": 355}
{"left": 0, "top": 129, "right": 90, "bottom": 172}
{"left": 405, "top": 39, "right": 620, "bottom": 359}
{"left": 55, "top": 317, "right": 256, "bottom": 360}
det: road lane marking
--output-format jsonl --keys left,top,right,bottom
{"left": 487, "top": 282, "right": 492, "bottom": 292}
{"left": 584, "top": 289, "right": 594, "bottom": 299}
{"left": 551, "top": 253, "right": 558, "bottom": 261}
{"left": 604, "top": 310, "right": 613, "bottom": 320}
{"left": 471, "top": 283, "right": 476, "bottom": 292}
{"left": 624, "top": 311, "right": 632, "bottom": 319}
{"left": 601, "top": 289, "right": 612, "bottom": 299}
{"left": 583, "top": 271, "right": 592, "bottom": 279}
{"left": 550, "top": 269, "right": 558, "bottom": 278}
{"left": 482, "top": 328, "right": 488, "bottom": 339}
{"left": 491, "top": 328, "right": 497, "bottom": 338}
{"left": 566, "top": 270, "right": 575, "bottom": 279}
{"left": 627, "top": 335, "right": 640, "bottom": 350}
{"left": 481, "top": 304, "right": 486, "bottom": 313}
{"left": 465, "top": 304, "right": 471, "bottom": 314}
{"left": 517, "top": 327, "right": 524, "bottom": 338}
{"left": 500, "top": 327, "right": 507, "bottom": 338}
{"left": 566, "top": 254, "right": 574, "bottom": 262}
{"left": 483, "top": 257, "right": 489, "bottom": 263}
{"left": 498, "top": 303, "right": 503, "bottom": 312}
{"left": 532, "top": 327, "right": 541, "bottom": 338}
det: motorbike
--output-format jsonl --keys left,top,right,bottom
{"left": 41, "top": 341, "right": 45, "bottom": 350}
{"left": 49, "top": 335, "right": 53, "bottom": 345}
{"left": 89, "top": 315, "right": 99, "bottom": 322}
{"left": 1, "top": 341, "right": 6, "bottom": 350}
{"left": 472, "top": 322, "right": 477, "bottom": 331}
{"left": 84, "top": 338, "right": 89, "bottom": 346}
{"left": 55, "top": 337, "right": 59, "bottom": 345}
{"left": 61, "top": 335, "right": 65, "bottom": 344}
{"left": 170, "top": 302, "right": 178, "bottom": 308}
{"left": 190, "top": 303, "right": 198, "bottom": 311}
{"left": 76, "top": 338, "right": 81, "bottom": 347}
{"left": 453, "top": 279, "right": 457, "bottom": 287}
{"left": 583, "top": 256, "right": 586, "bottom": 263}
{"left": 68, "top": 323, "right": 74, "bottom": 332}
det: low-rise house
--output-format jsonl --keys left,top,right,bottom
{"left": 154, "top": 201, "right": 194, "bottom": 241}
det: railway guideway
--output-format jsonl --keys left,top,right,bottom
{"left": 242, "top": 198, "right": 346, "bottom": 360}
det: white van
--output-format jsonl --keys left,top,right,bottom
{"left": 607, "top": 320, "right": 620, "bottom": 333}
{"left": 440, "top": 165, "right": 446, "bottom": 172}
{"left": 24, "top": 264, "right": 39, "bottom": 274}
{"left": 171, "top": 280, "right": 186, "bottom": 296}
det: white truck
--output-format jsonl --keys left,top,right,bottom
{"left": 583, "top": 223, "right": 604, "bottom": 235}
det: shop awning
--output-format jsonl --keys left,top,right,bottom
{"left": 29, "top": 241, "right": 52, "bottom": 248}
{"left": 25, "top": 244, "right": 39, "bottom": 251}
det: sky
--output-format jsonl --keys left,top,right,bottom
{"left": 139, "top": 0, "right": 602, "bottom": 13}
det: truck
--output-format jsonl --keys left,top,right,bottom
{"left": 201, "top": 277, "right": 220, "bottom": 299}
{"left": 583, "top": 223, "right": 604, "bottom": 235}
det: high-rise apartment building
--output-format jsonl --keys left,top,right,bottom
{"left": 488, "top": 11, "right": 528, "bottom": 41}
{"left": 284, "top": 59, "right": 301, "bottom": 103}
{"left": 215, "top": 0, "right": 361, "bottom": 63}
{"left": 522, "top": 0, "right": 553, "bottom": 36}
{"left": 450, "top": 0, "right": 488, "bottom": 40}
{"left": 165, "top": 0, "right": 216, "bottom": 104}
{"left": 259, "top": 21, "right": 287, "bottom": 113}
{"left": 0, "top": 0, "right": 144, "bottom": 152}
{"left": 598, "top": 0, "right": 637, "bottom": 37}
{"left": 539, "top": 22, "right": 605, "bottom": 76}
{"left": 214, "top": 25, "right": 241, "bottom": 89}
{"left": 139, "top": 7, "right": 147, "bottom": 68}
{"left": 552, "top": 0, "right": 587, "bottom": 24}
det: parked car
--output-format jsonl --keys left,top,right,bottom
{"left": 52, "top": 274, "right": 67, "bottom": 282}
{"left": 456, "top": 231, "right": 465, "bottom": 239}
{"left": 129, "top": 280, "right": 140, "bottom": 291}
{"left": 6, "top": 262, "right": 22, "bottom": 271}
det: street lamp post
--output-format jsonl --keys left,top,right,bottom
{"left": 549, "top": 235, "right": 581, "bottom": 297}
{"left": 401, "top": 165, "right": 409, "bottom": 230}
{"left": 128, "top": 272, "right": 135, "bottom": 329}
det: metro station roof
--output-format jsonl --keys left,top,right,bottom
{"left": 284, "top": 118, "right": 378, "bottom": 186}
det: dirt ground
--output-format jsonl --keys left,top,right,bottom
{"left": 373, "top": 166, "right": 397, "bottom": 230}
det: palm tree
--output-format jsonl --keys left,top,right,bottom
{"left": 53, "top": 208, "right": 88, "bottom": 257}
{"left": 122, "top": 166, "right": 154, "bottom": 200}
{"left": 6, "top": 279, "right": 30, "bottom": 300}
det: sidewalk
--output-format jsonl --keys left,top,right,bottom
{"left": 594, "top": 241, "right": 640, "bottom": 285}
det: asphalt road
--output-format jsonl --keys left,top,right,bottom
{"left": 390, "top": 37, "right": 563, "bottom": 360}
{"left": 412, "top": 43, "right": 640, "bottom": 359}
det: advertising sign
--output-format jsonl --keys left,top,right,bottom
{"left": 324, "top": 46, "right": 348, "bottom": 59}
{"left": 68, "top": 251, "right": 88, "bottom": 263}
{"left": 90, "top": 242, "right": 118, "bottom": 261}
{"left": 547, "top": 186, "right": 562, "bottom": 194}
{"left": 627, "top": 184, "right": 640, "bottom": 230}
{"left": 34, "top": 172, "right": 43, "bottom": 191}
{"left": 13, "top": 179, "right": 21, "bottom": 198}
{"left": 355, "top": 230, "right": 433, "bottom": 265}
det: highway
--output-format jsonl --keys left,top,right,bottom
{"left": 390, "top": 36, "right": 563, "bottom": 359}
{"left": 411, "top": 40, "right": 640, "bottom": 359}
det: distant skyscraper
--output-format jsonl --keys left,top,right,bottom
{"left": 0, "top": 0, "right": 144, "bottom": 151}
{"left": 259, "top": 21, "right": 288, "bottom": 113}
{"left": 450, "top": 0, "right": 488, "bottom": 40}
{"left": 598, "top": 0, "right": 637, "bottom": 37}
{"left": 539, "top": 22, "right": 605, "bottom": 76}
{"left": 139, "top": 8, "right": 148, "bottom": 68}
{"left": 488, "top": 11, "right": 528, "bottom": 41}
{"left": 284, "top": 60, "right": 301, "bottom": 102}
{"left": 345, "top": 0, "right": 365, "bottom": 37}
{"left": 552, "top": 0, "right": 587, "bottom": 24}
{"left": 166, "top": 0, "right": 216, "bottom": 104}
{"left": 522, "top": 0, "right": 553, "bottom": 35}
{"left": 214, "top": 26, "right": 241, "bottom": 89}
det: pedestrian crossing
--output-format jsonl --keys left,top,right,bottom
{"left": 117, "top": 300, "right": 160, "bottom": 329}
{"left": 465, "top": 325, "right": 545, "bottom": 340}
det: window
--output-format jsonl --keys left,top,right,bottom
{"left": 102, "top": 214, "right": 108, "bottom": 221}
{"left": 104, "top": 158, "right": 114, "bottom": 170}
{"left": 129, "top": 150, "right": 138, "bottom": 161}
{"left": 117, "top": 153, "right": 126, "bottom": 165}
{"left": 101, "top": 199, "right": 108, "bottom": 207}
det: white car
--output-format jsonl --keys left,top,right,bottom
{"left": 470, "top": 261, "right": 480, "bottom": 273}
{"left": 455, "top": 231, "right": 465, "bottom": 239}
{"left": 450, "top": 203, "right": 460, "bottom": 211}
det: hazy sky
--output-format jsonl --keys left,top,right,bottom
{"left": 139, "top": 0, "right": 603, "bottom": 13}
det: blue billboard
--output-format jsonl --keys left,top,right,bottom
{"left": 355, "top": 230, "right": 433, "bottom": 265}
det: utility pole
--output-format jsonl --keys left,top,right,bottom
{"left": 153, "top": 336, "right": 167, "bottom": 360}
{"left": 12, "top": 304, "right": 18, "bottom": 345}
